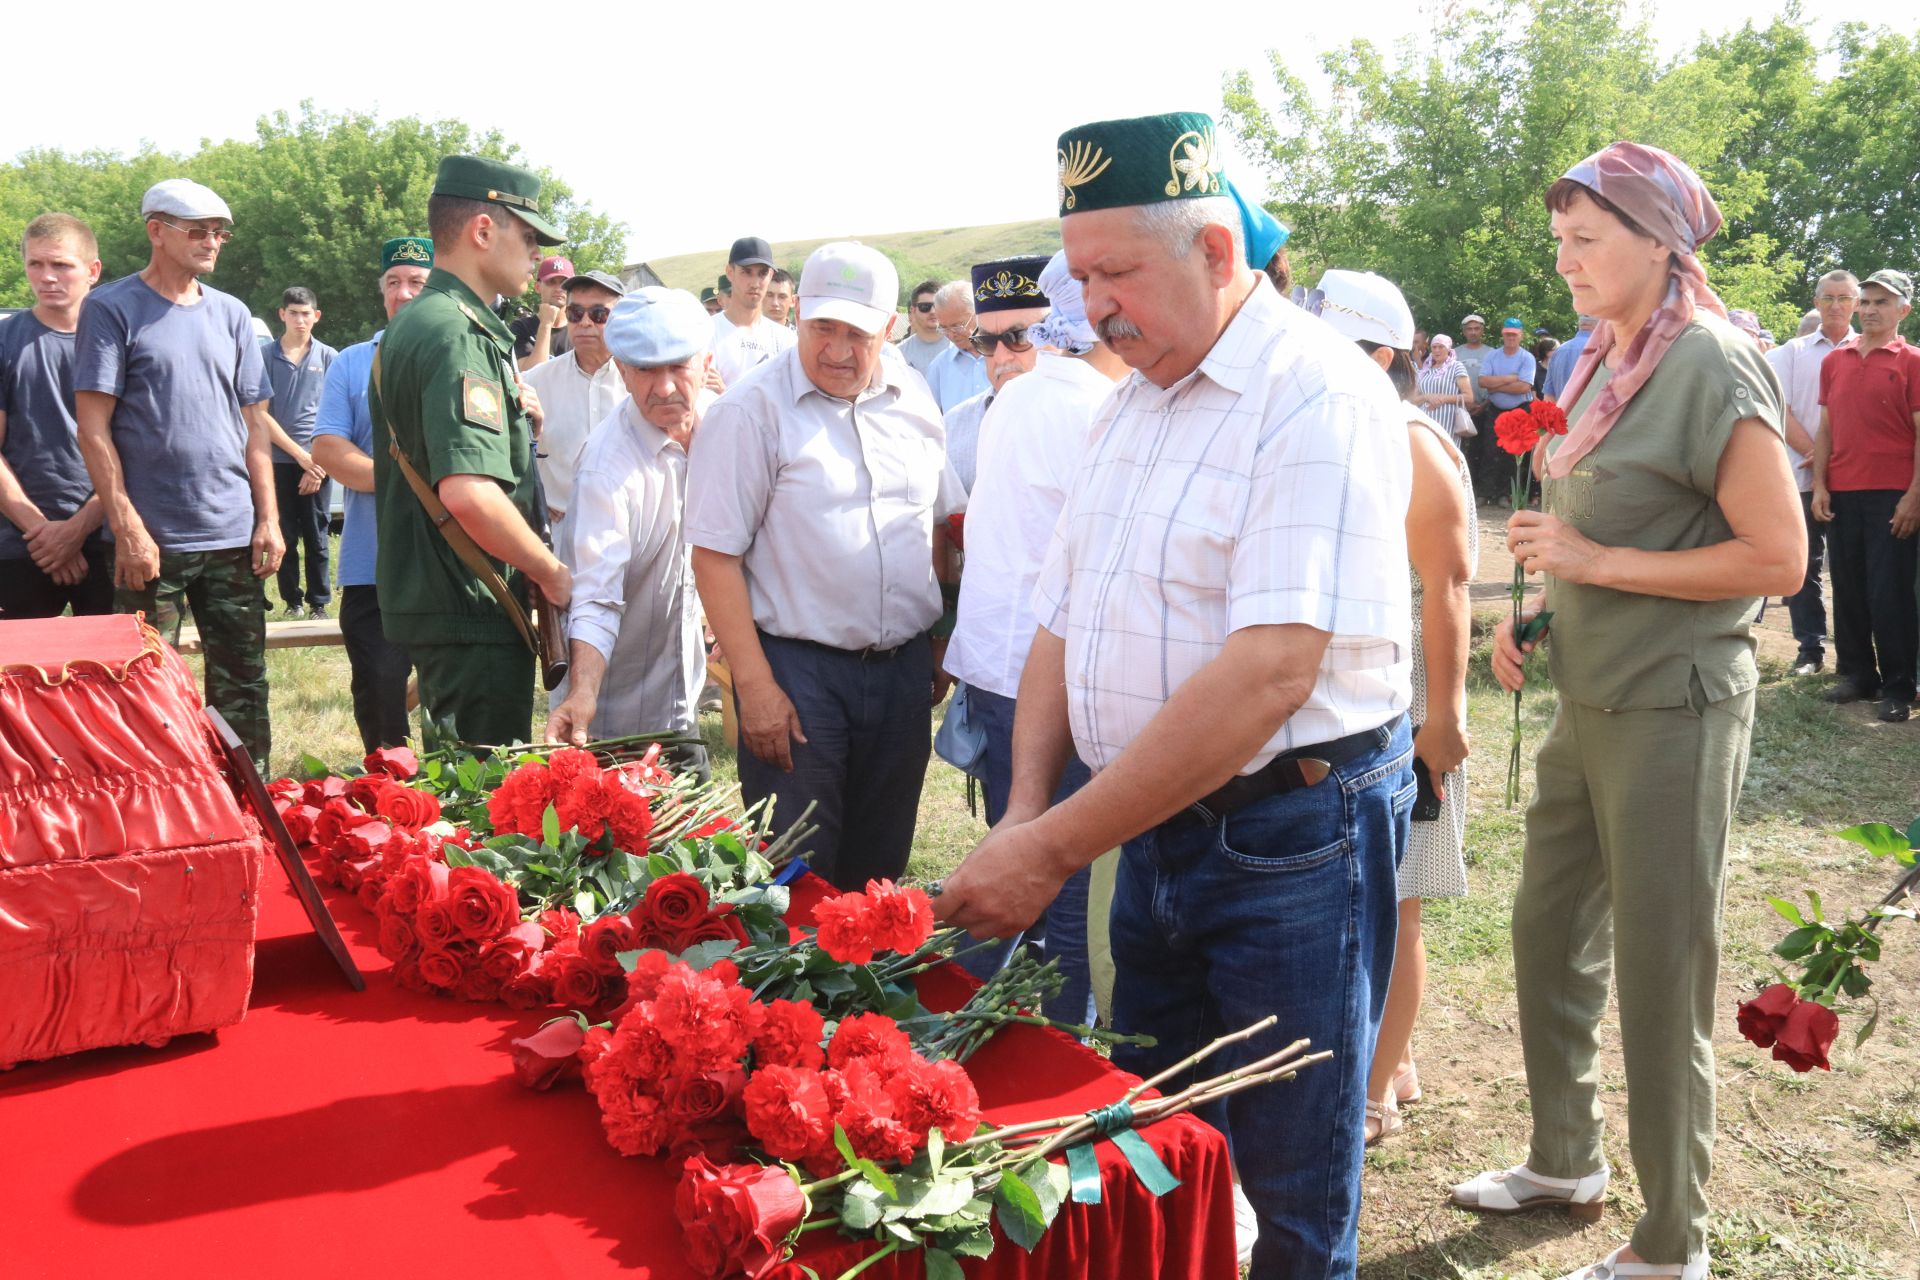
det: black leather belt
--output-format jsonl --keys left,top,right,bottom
{"left": 1165, "top": 719, "right": 1400, "bottom": 831}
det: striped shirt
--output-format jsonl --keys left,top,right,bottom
{"left": 1032, "top": 280, "right": 1412, "bottom": 775}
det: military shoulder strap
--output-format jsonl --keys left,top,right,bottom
{"left": 371, "top": 348, "right": 540, "bottom": 657}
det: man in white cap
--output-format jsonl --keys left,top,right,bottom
{"left": 687, "top": 241, "right": 962, "bottom": 890}
{"left": 934, "top": 112, "right": 1413, "bottom": 1277}
{"left": 545, "top": 287, "right": 716, "bottom": 779}
{"left": 522, "top": 268, "right": 627, "bottom": 569}
{"left": 710, "top": 236, "right": 795, "bottom": 387}
{"left": 72, "top": 177, "right": 284, "bottom": 765}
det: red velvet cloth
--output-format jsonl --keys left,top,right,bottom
{"left": 0, "top": 615, "right": 264, "bottom": 1067}
{"left": 0, "top": 872, "right": 1237, "bottom": 1279}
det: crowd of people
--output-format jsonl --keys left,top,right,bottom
{"left": 2, "top": 113, "right": 1916, "bottom": 1280}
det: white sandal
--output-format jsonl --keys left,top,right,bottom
{"left": 1449, "top": 1163, "right": 1607, "bottom": 1222}
{"left": 1555, "top": 1245, "right": 1708, "bottom": 1279}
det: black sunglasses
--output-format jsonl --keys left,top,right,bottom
{"left": 970, "top": 325, "right": 1035, "bottom": 355}
{"left": 913, "top": 301, "right": 936, "bottom": 313}
{"left": 566, "top": 303, "right": 612, "bottom": 324}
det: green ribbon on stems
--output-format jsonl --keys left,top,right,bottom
{"left": 1063, "top": 1100, "right": 1182, "bottom": 1205}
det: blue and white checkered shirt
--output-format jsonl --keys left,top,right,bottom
{"left": 1032, "top": 279, "right": 1412, "bottom": 774}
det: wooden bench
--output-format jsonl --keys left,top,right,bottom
{"left": 174, "top": 618, "right": 345, "bottom": 655}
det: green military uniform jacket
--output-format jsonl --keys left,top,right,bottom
{"left": 370, "top": 267, "right": 540, "bottom": 646}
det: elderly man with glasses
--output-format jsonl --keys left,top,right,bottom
{"left": 926, "top": 279, "right": 991, "bottom": 412}
{"left": 522, "top": 268, "right": 626, "bottom": 573}
{"left": 939, "top": 256, "right": 1050, "bottom": 495}
{"left": 72, "top": 177, "right": 283, "bottom": 765}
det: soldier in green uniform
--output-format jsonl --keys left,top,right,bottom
{"left": 369, "top": 155, "right": 572, "bottom": 746}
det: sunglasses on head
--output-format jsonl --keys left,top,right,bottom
{"left": 566, "top": 303, "right": 612, "bottom": 324}
{"left": 970, "top": 326, "right": 1035, "bottom": 355}
{"left": 913, "top": 301, "right": 936, "bottom": 313}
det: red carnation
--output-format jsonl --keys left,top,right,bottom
{"left": 827, "top": 1012, "right": 914, "bottom": 1072}
{"left": 649, "top": 963, "right": 763, "bottom": 1070}
{"left": 602, "top": 778, "right": 656, "bottom": 851}
{"left": 673, "top": 1155, "right": 806, "bottom": 1280}
{"left": 375, "top": 782, "right": 441, "bottom": 831}
{"left": 1530, "top": 397, "right": 1569, "bottom": 437}
{"left": 813, "top": 895, "right": 876, "bottom": 965}
{"left": 363, "top": 746, "right": 420, "bottom": 780}
{"left": 1736, "top": 983, "right": 1800, "bottom": 1049}
{"left": 1772, "top": 999, "right": 1840, "bottom": 1072}
{"left": 488, "top": 760, "right": 556, "bottom": 838}
{"left": 537, "top": 905, "right": 582, "bottom": 945}
{"left": 752, "top": 1000, "right": 827, "bottom": 1071}
{"left": 622, "top": 948, "right": 676, "bottom": 1005}
{"left": 600, "top": 1090, "right": 672, "bottom": 1158}
{"left": 581, "top": 913, "right": 642, "bottom": 975}
{"left": 510, "top": 1017, "right": 588, "bottom": 1091}
{"left": 1494, "top": 407, "right": 1541, "bottom": 456}
{"left": 743, "top": 1064, "right": 835, "bottom": 1162}
{"left": 645, "top": 873, "right": 712, "bottom": 933}
{"left": 884, "top": 1054, "right": 981, "bottom": 1144}
{"left": 860, "top": 879, "right": 935, "bottom": 957}
{"left": 446, "top": 865, "right": 521, "bottom": 941}
{"left": 833, "top": 1059, "right": 918, "bottom": 1164}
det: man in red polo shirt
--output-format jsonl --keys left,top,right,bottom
{"left": 1812, "top": 268, "right": 1920, "bottom": 722}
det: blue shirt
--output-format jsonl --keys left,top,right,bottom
{"left": 927, "top": 344, "right": 990, "bottom": 413}
{"left": 262, "top": 335, "right": 337, "bottom": 460}
{"left": 1479, "top": 345, "right": 1538, "bottom": 410}
{"left": 0, "top": 311, "right": 111, "bottom": 560}
{"left": 312, "top": 334, "right": 379, "bottom": 586}
{"left": 1540, "top": 328, "right": 1591, "bottom": 401}
{"left": 72, "top": 274, "right": 267, "bottom": 554}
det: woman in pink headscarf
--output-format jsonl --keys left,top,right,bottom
{"left": 1448, "top": 143, "right": 1806, "bottom": 1280}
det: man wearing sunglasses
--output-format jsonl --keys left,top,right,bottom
{"left": 72, "top": 177, "right": 282, "bottom": 767}
{"left": 940, "top": 256, "right": 1050, "bottom": 495}
{"left": 897, "top": 280, "right": 949, "bottom": 378}
{"left": 523, "top": 269, "right": 626, "bottom": 571}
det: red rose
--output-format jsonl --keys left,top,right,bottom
{"left": 302, "top": 775, "right": 349, "bottom": 806}
{"left": 479, "top": 921, "right": 545, "bottom": 986}
{"left": 1772, "top": 999, "right": 1839, "bottom": 1072}
{"left": 280, "top": 803, "right": 321, "bottom": 845}
{"left": 456, "top": 962, "right": 504, "bottom": 1003}
{"left": 357, "top": 877, "right": 386, "bottom": 913}
{"left": 377, "top": 912, "right": 421, "bottom": 964}
{"left": 375, "top": 782, "right": 441, "bottom": 831}
{"left": 827, "top": 1012, "right": 913, "bottom": 1072}
{"left": 752, "top": 999, "right": 826, "bottom": 1071}
{"left": 267, "top": 776, "right": 302, "bottom": 801}
{"left": 340, "top": 819, "right": 394, "bottom": 860}
{"left": 742, "top": 1064, "right": 834, "bottom": 1162}
{"left": 391, "top": 957, "right": 429, "bottom": 993}
{"left": 510, "top": 1017, "right": 588, "bottom": 1090}
{"left": 667, "top": 912, "right": 748, "bottom": 955}
{"left": 446, "top": 865, "right": 520, "bottom": 941}
{"left": 347, "top": 773, "right": 387, "bottom": 813}
{"left": 1736, "top": 983, "right": 1800, "bottom": 1049}
{"left": 418, "top": 945, "right": 465, "bottom": 990}
{"left": 859, "top": 879, "right": 934, "bottom": 957}
{"left": 500, "top": 955, "right": 554, "bottom": 1011}
{"left": 336, "top": 857, "right": 376, "bottom": 893}
{"left": 580, "top": 914, "right": 642, "bottom": 976}
{"left": 884, "top": 1054, "right": 981, "bottom": 1144}
{"left": 1530, "top": 397, "right": 1570, "bottom": 437}
{"left": 1493, "top": 407, "right": 1542, "bottom": 456}
{"left": 363, "top": 746, "right": 420, "bottom": 780}
{"left": 813, "top": 895, "right": 875, "bottom": 965}
{"left": 673, "top": 1155, "right": 806, "bottom": 1280}
{"left": 415, "top": 898, "right": 461, "bottom": 950}
{"left": 388, "top": 857, "right": 450, "bottom": 915}
{"left": 645, "top": 873, "right": 711, "bottom": 932}
{"left": 667, "top": 1067, "right": 745, "bottom": 1127}
{"left": 309, "top": 796, "right": 363, "bottom": 854}
{"left": 547, "top": 946, "right": 610, "bottom": 1011}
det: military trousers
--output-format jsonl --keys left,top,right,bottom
{"left": 115, "top": 546, "right": 270, "bottom": 766}
{"left": 1513, "top": 677, "right": 1754, "bottom": 1266}
{"left": 412, "top": 640, "right": 534, "bottom": 750}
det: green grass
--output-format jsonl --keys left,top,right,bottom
{"left": 644, "top": 219, "right": 1061, "bottom": 297}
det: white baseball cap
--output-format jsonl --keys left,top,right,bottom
{"left": 798, "top": 241, "right": 897, "bottom": 335}
{"left": 1314, "top": 269, "right": 1417, "bottom": 351}
{"left": 141, "top": 178, "right": 233, "bottom": 223}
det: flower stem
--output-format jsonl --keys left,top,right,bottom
{"left": 832, "top": 1241, "right": 901, "bottom": 1280}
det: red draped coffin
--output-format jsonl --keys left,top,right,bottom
{"left": 0, "top": 614, "right": 265, "bottom": 1068}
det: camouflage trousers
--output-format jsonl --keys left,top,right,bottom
{"left": 115, "top": 546, "right": 270, "bottom": 766}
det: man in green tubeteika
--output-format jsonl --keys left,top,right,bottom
{"left": 370, "top": 154, "right": 572, "bottom": 746}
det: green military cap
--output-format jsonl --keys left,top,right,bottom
{"left": 379, "top": 236, "right": 433, "bottom": 273}
{"left": 431, "top": 154, "right": 565, "bottom": 245}
{"left": 699, "top": 286, "right": 718, "bottom": 303}
{"left": 1055, "top": 111, "right": 1227, "bottom": 217}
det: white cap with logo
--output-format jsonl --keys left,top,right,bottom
{"left": 798, "top": 241, "right": 897, "bottom": 335}
{"left": 140, "top": 178, "right": 233, "bottom": 223}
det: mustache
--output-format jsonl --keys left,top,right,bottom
{"left": 1096, "top": 314, "right": 1143, "bottom": 343}
{"left": 645, "top": 394, "right": 690, "bottom": 410}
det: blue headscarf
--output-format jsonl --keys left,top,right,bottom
{"left": 1224, "top": 177, "right": 1289, "bottom": 270}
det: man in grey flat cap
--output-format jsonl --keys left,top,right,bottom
{"left": 545, "top": 287, "right": 716, "bottom": 779}
{"left": 73, "top": 177, "right": 283, "bottom": 764}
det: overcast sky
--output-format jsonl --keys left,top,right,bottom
{"left": 4, "top": 1, "right": 1897, "bottom": 261}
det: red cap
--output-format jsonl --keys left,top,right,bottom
{"left": 537, "top": 255, "right": 577, "bottom": 281}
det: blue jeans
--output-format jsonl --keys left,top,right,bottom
{"left": 956, "top": 686, "right": 1096, "bottom": 1027}
{"left": 1109, "top": 718, "right": 1412, "bottom": 1280}
{"left": 736, "top": 632, "right": 933, "bottom": 891}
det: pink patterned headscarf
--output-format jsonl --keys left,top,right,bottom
{"left": 1546, "top": 141, "right": 1727, "bottom": 478}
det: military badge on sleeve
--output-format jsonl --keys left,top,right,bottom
{"left": 461, "top": 374, "right": 504, "bottom": 431}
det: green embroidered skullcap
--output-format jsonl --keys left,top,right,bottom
{"left": 379, "top": 236, "right": 433, "bottom": 273}
{"left": 431, "top": 154, "right": 564, "bottom": 245}
{"left": 1056, "top": 111, "right": 1228, "bottom": 217}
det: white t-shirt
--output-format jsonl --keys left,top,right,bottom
{"left": 711, "top": 311, "right": 796, "bottom": 388}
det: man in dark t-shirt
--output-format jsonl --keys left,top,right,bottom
{"left": 0, "top": 212, "right": 111, "bottom": 618}
{"left": 510, "top": 254, "right": 574, "bottom": 369}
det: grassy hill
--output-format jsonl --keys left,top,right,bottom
{"left": 641, "top": 219, "right": 1061, "bottom": 297}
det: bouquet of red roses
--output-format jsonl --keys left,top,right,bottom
{"left": 1491, "top": 398, "right": 1570, "bottom": 807}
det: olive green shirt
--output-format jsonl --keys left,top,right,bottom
{"left": 1542, "top": 315, "right": 1786, "bottom": 711}
{"left": 370, "top": 267, "right": 539, "bottom": 646}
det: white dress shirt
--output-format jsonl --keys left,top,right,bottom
{"left": 565, "top": 397, "right": 710, "bottom": 737}
{"left": 1767, "top": 326, "right": 1854, "bottom": 491}
{"left": 523, "top": 349, "right": 624, "bottom": 567}
{"left": 685, "top": 346, "right": 964, "bottom": 651}
{"left": 946, "top": 353, "right": 1113, "bottom": 699}
{"left": 711, "top": 311, "right": 796, "bottom": 388}
{"left": 1032, "top": 280, "right": 1413, "bottom": 774}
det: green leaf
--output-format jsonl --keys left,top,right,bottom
{"left": 832, "top": 1125, "right": 896, "bottom": 1199}
{"left": 1834, "top": 822, "right": 1908, "bottom": 859}
{"left": 542, "top": 803, "right": 562, "bottom": 849}
{"left": 1772, "top": 925, "right": 1826, "bottom": 961}
{"left": 1840, "top": 964, "right": 1873, "bottom": 998}
{"left": 1854, "top": 1005, "right": 1881, "bottom": 1048}
{"left": 941, "top": 1222, "right": 995, "bottom": 1259}
{"left": 442, "top": 845, "right": 476, "bottom": 869}
{"left": 1023, "top": 1159, "right": 1070, "bottom": 1224}
{"left": 1766, "top": 895, "right": 1805, "bottom": 927}
{"left": 296, "top": 752, "right": 333, "bottom": 780}
{"left": 573, "top": 889, "right": 597, "bottom": 917}
{"left": 841, "top": 1181, "right": 883, "bottom": 1231}
{"left": 924, "top": 1247, "right": 964, "bottom": 1280}
{"left": 993, "top": 1170, "right": 1048, "bottom": 1252}
{"left": 674, "top": 939, "right": 741, "bottom": 971}
{"left": 926, "top": 1128, "right": 944, "bottom": 1176}
{"left": 1906, "top": 815, "right": 1920, "bottom": 850}
{"left": 1805, "top": 889, "right": 1824, "bottom": 922}
{"left": 881, "top": 1221, "right": 918, "bottom": 1246}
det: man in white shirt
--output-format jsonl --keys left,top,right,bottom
{"left": 896, "top": 279, "right": 949, "bottom": 376}
{"left": 546, "top": 287, "right": 715, "bottom": 778}
{"left": 522, "top": 269, "right": 627, "bottom": 570}
{"left": 925, "top": 279, "right": 990, "bottom": 412}
{"left": 764, "top": 268, "right": 795, "bottom": 328}
{"left": 1768, "top": 269, "right": 1859, "bottom": 675}
{"left": 941, "top": 255, "right": 1050, "bottom": 494}
{"left": 935, "top": 112, "right": 1413, "bottom": 1279}
{"left": 687, "top": 242, "right": 963, "bottom": 890}
{"left": 709, "top": 235, "right": 796, "bottom": 387}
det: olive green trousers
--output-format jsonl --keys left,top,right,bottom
{"left": 1513, "top": 678, "right": 1754, "bottom": 1265}
{"left": 412, "top": 641, "right": 535, "bottom": 750}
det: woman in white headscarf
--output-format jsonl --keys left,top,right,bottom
{"left": 1414, "top": 333, "right": 1476, "bottom": 441}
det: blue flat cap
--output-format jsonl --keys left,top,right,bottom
{"left": 604, "top": 287, "right": 711, "bottom": 368}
